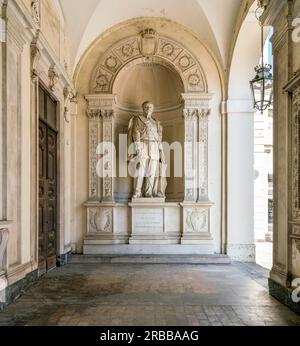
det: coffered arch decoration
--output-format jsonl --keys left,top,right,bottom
{"left": 89, "top": 29, "right": 208, "bottom": 94}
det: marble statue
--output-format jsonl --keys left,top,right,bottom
{"left": 128, "top": 101, "right": 167, "bottom": 198}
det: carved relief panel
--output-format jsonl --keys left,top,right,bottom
{"left": 185, "top": 208, "right": 209, "bottom": 233}
{"left": 88, "top": 208, "right": 113, "bottom": 234}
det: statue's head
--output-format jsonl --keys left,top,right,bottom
{"left": 142, "top": 101, "right": 154, "bottom": 118}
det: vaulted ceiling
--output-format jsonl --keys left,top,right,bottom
{"left": 59, "top": 0, "right": 255, "bottom": 73}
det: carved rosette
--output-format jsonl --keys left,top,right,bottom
{"left": 293, "top": 88, "right": 300, "bottom": 219}
{"left": 30, "top": 36, "right": 40, "bottom": 80}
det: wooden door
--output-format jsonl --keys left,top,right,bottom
{"left": 38, "top": 88, "right": 58, "bottom": 274}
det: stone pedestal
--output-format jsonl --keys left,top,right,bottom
{"left": 129, "top": 198, "right": 169, "bottom": 244}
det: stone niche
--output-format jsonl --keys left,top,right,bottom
{"left": 83, "top": 30, "right": 215, "bottom": 255}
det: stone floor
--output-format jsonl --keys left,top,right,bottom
{"left": 0, "top": 262, "right": 300, "bottom": 326}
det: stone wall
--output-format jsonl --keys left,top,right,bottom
{"left": 262, "top": 0, "right": 300, "bottom": 314}
{"left": 0, "top": 0, "right": 74, "bottom": 304}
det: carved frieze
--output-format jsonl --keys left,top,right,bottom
{"left": 157, "top": 39, "right": 182, "bottom": 62}
{"left": 115, "top": 38, "right": 140, "bottom": 62}
{"left": 90, "top": 33, "right": 207, "bottom": 93}
{"left": 94, "top": 68, "right": 113, "bottom": 93}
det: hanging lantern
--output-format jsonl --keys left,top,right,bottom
{"left": 250, "top": 8, "right": 273, "bottom": 113}
{"left": 250, "top": 64, "right": 273, "bottom": 112}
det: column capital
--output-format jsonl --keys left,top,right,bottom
{"left": 183, "top": 109, "right": 198, "bottom": 121}
{"left": 86, "top": 109, "right": 102, "bottom": 119}
{"left": 101, "top": 110, "right": 114, "bottom": 121}
{"left": 198, "top": 109, "right": 211, "bottom": 119}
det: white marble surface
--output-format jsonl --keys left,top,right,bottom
{"left": 83, "top": 244, "right": 216, "bottom": 255}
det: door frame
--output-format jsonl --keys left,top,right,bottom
{"left": 37, "top": 83, "right": 61, "bottom": 275}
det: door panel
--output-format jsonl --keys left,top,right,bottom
{"left": 38, "top": 88, "right": 58, "bottom": 274}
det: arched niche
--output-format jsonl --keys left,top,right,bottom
{"left": 78, "top": 19, "right": 222, "bottom": 252}
{"left": 112, "top": 59, "right": 185, "bottom": 202}
{"left": 85, "top": 30, "right": 212, "bottom": 204}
